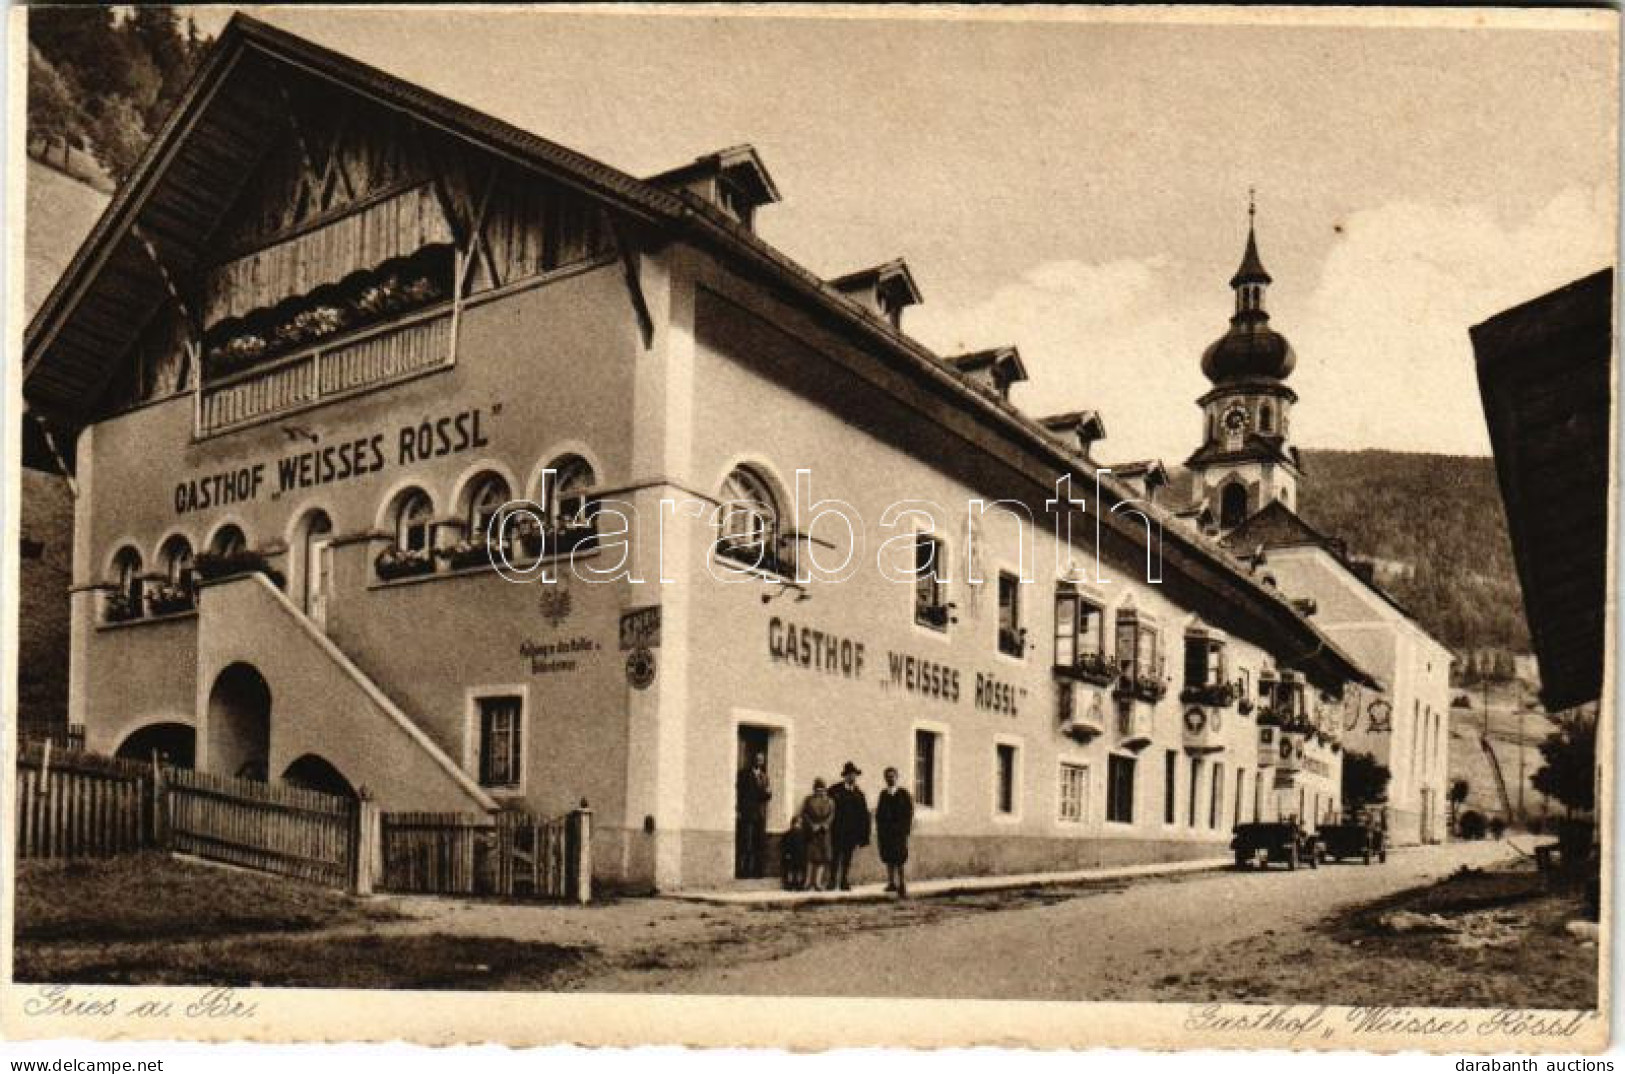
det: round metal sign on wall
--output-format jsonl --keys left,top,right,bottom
{"left": 626, "top": 647, "right": 657, "bottom": 690}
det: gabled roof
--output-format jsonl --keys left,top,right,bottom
{"left": 23, "top": 14, "right": 1380, "bottom": 696}
{"left": 24, "top": 14, "right": 691, "bottom": 425}
{"left": 1222, "top": 499, "right": 1430, "bottom": 633}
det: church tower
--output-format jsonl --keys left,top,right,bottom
{"left": 1186, "top": 196, "right": 1302, "bottom": 532}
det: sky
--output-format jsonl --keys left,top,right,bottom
{"left": 195, "top": 7, "right": 1616, "bottom": 461}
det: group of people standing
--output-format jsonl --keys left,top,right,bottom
{"left": 735, "top": 755, "right": 914, "bottom": 896}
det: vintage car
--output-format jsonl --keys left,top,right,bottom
{"left": 1319, "top": 815, "right": 1388, "bottom": 864}
{"left": 1230, "top": 821, "right": 1323, "bottom": 870}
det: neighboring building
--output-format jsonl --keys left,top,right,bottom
{"left": 1472, "top": 268, "right": 1613, "bottom": 715}
{"left": 23, "top": 16, "right": 1374, "bottom": 891}
{"left": 1166, "top": 213, "right": 1454, "bottom": 845}
{"left": 17, "top": 155, "right": 111, "bottom": 739}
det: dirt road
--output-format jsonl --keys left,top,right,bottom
{"left": 573, "top": 840, "right": 1518, "bottom": 999}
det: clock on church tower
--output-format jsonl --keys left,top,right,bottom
{"left": 1184, "top": 196, "right": 1303, "bottom": 532}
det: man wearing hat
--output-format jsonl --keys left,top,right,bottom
{"left": 828, "top": 761, "right": 871, "bottom": 891}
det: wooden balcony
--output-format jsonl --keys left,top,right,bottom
{"left": 198, "top": 306, "right": 453, "bottom": 436}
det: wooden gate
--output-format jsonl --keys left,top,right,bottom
{"left": 15, "top": 743, "right": 154, "bottom": 859}
{"left": 380, "top": 808, "right": 591, "bottom": 901}
{"left": 165, "top": 767, "right": 358, "bottom": 888}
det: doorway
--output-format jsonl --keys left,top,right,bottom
{"left": 297, "top": 510, "right": 333, "bottom": 627}
{"left": 734, "top": 723, "right": 784, "bottom": 880}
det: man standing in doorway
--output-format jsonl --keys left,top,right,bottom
{"left": 829, "top": 761, "right": 871, "bottom": 891}
{"left": 735, "top": 752, "right": 772, "bottom": 878}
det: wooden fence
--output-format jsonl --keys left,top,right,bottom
{"left": 381, "top": 807, "right": 591, "bottom": 902}
{"left": 15, "top": 743, "right": 155, "bottom": 859}
{"left": 164, "top": 767, "right": 363, "bottom": 890}
{"left": 14, "top": 746, "right": 592, "bottom": 902}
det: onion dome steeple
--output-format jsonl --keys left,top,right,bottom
{"left": 1201, "top": 191, "right": 1296, "bottom": 383}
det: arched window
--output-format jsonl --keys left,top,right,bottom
{"left": 1259, "top": 403, "right": 1274, "bottom": 434}
{"left": 1219, "top": 482, "right": 1250, "bottom": 530}
{"left": 378, "top": 489, "right": 437, "bottom": 581}
{"left": 210, "top": 524, "right": 247, "bottom": 557}
{"left": 395, "top": 489, "right": 434, "bottom": 553}
{"left": 160, "top": 535, "right": 194, "bottom": 587}
{"left": 155, "top": 535, "right": 196, "bottom": 613}
{"left": 717, "top": 466, "right": 780, "bottom": 570}
{"left": 464, "top": 473, "right": 511, "bottom": 543}
{"left": 543, "top": 456, "right": 598, "bottom": 553}
{"left": 295, "top": 510, "right": 333, "bottom": 617}
{"left": 108, "top": 546, "right": 144, "bottom": 622}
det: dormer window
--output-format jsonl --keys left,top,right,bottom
{"left": 830, "top": 259, "right": 923, "bottom": 330}
{"left": 646, "top": 145, "right": 780, "bottom": 233}
{"left": 947, "top": 346, "right": 1028, "bottom": 401}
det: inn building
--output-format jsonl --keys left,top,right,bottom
{"left": 25, "top": 16, "right": 1382, "bottom": 890}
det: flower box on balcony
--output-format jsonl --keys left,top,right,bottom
{"left": 438, "top": 541, "right": 494, "bottom": 572}
{"left": 102, "top": 591, "right": 142, "bottom": 625}
{"left": 146, "top": 583, "right": 195, "bottom": 617}
{"left": 1180, "top": 681, "right": 1238, "bottom": 708}
{"left": 194, "top": 550, "right": 285, "bottom": 589}
{"left": 374, "top": 546, "right": 436, "bottom": 581}
{"left": 1114, "top": 675, "right": 1166, "bottom": 705}
{"left": 1057, "top": 651, "right": 1118, "bottom": 687}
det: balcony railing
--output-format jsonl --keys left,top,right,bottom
{"left": 198, "top": 306, "right": 453, "bottom": 436}
{"left": 1055, "top": 651, "right": 1117, "bottom": 687}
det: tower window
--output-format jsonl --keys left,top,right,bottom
{"left": 1259, "top": 403, "right": 1274, "bottom": 434}
{"left": 1219, "top": 482, "right": 1250, "bottom": 529}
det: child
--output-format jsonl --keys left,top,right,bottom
{"left": 780, "top": 815, "right": 808, "bottom": 891}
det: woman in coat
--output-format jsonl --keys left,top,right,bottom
{"left": 874, "top": 766, "right": 915, "bottom": 897}
{"left": 798, "top": 778, "right": 836, "bottom": 891}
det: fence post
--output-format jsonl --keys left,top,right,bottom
{"left": 148, "top": 752, "right": 169, "bottom": 849}
{"left": 570, "top": 799, "right": 593, "bottom": 905}
{"left": 352, "top": 792, "right": 380, "bottom": 896}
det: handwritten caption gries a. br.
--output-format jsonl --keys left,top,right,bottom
{"left": 23, "top": 985, "right": 258, "bottom": 1021}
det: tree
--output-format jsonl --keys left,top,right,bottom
{"left": 1532, "top": 710, "right": 1596, "bottom": 815}
{"left": 1448, "top": 778, "right": 1470, "bottom": 830}
{"left": 27, "top": 47, "right": 86, "bottom": 147}
{"left": 1342, "top": 749, "right": 1391, "bottom": 813}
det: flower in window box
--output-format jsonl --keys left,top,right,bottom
{"left": 1179, "top": 681, "right": 1238, "bottom": 708}
{"left": 145, "top": 580, "right": 195, "bottom": 616}
{"left": 551, "top": 521, "right": 599, "bottom": 556}
{"left": 206, "top": 332, "right": 269, "bottom": 376}
{"left": 374, "top": 544, "right": 436, "bottom": 581}
{"left": 437, "top": 539, "right": 494, "bottom": 572}
{"left": 1237, "top": 697, "right": 1256, "bottom": 716}
{"left": 193, "top": 549, "right": 285, "bottom": 588}
{"left": 916, "top": 603, "right": 951, "bottom": 629}
{"left": 102, "top": 590, "right": 141, "bottom": 624}
{"left": 1117, "top": 673, "right": 1166, "bottom": 704}
{"left": 1064, "top": 651, "right": 1118, "bottom": 686}
{"left": 998, "top": 626, "right": 1026, "bottom": 657}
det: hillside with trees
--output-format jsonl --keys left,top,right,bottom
{"left": 1295, "top": 449, "right": 1530, "bottom": 656}
{"left": 28, "top": 6, "right": 211, "bottom": 183}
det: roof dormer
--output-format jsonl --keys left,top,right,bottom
{"left": 646, "top": 145, "right": 780, "bottom": 231}
{"left": 1039, "top": 410, "right": 1107, "bottom": 455}
{"left": 946, "top": 346, "right": 1028, "bottom": 401}
{"left": 829, "top": 258, "right": 922, "bottom": 329}
{"left": 1109, "top": 458, "right": 1170, "bottom": 502}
